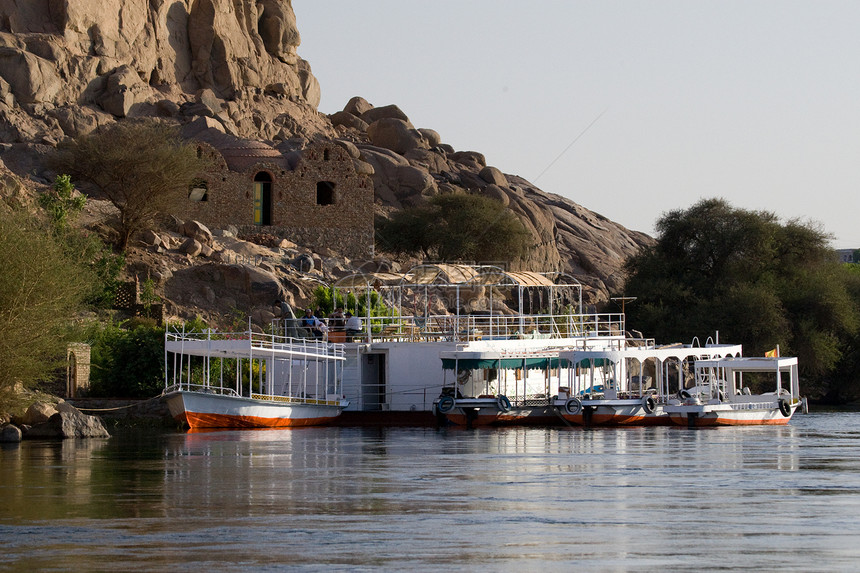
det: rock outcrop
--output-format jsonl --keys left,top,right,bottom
{"left": 0, "top": 1, "right": 653, "bottom": 306}
{"left": 0, "top": 0, "right": 330, "bottom": 143}
{"left": 8, "top": 400, "right": 110, "bottom": 439}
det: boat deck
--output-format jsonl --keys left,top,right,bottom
{"left": 165, "top": 331, "right": 345, "bottom": 362}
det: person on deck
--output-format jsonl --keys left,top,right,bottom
{"left": 328, "top": 307, "right": 345, "bottom": 331}
{"left": 301, "top": 307, "right": 325, "bottom": 339}
{"left": 345, "top": 311, "right": 362, "bottom": 341}
{"left": 273, "top": 299, "right": 289, "bottom": 317}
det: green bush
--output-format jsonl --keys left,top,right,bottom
{"left": 88, "top": 321, "right": 166, "bottom": 398}
{"left": 311, "top": 285, "right": 390, "bottom": 317}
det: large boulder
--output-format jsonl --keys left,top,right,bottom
{"left": 258, "top": 0, "right": 301, "bottom": 64}
{"left": 21, "top": 401, "right": 57, "bottom": 425}
{"left": 24, "top": 406, "right": 110, "bottom": 439}
{"left": 360, "top": 104, "right": 410, "bottom": 125}
{"left": 449, "top": 151, "right": 486, "bottom": 169}
{"left": 180, "top": 237, "right": 204, "bottom": 257}
{"left": 0, "top": 45, "right": 62, "bottom": 104}
{"left": 366, "top": 118, "right": 428, "bottom": 155}
{"left": 404, "top": 148, "right": 450, "bottom": 173}
{"left": 99, "top": 65, "right": 149, "bottom": 118}
{"left": 344, "top": 96, "right": 373, "bottom": 117}
{"left": 0, "top": 424, "right": 22, "bottom": 442}
{"left": 47, "top": 105, "right": 112, "bottom": 139}
{"left": 483, "top": 184, "right": 510, "bottom": 206}
{"left": 393, "top": 165, "right": 436, "bottom": 196}
{"left": 358, "top": 145, "right": 410, "bottom": 179}
{"left": 329, "top": 111, "right": 368, "bottom": 131}
{"left": 164, "top": 262, "right": 289, "bottom": 317}
{"left": 418, "top": 128, "right": 441, "bottom": 147}
{"left": 181, "top": 220, "right": 214, "bottom": 245}
{"left": 479, "top": 166, "right": 508, "bottom": 187}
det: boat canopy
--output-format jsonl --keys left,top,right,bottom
{"left": 695, "top": 356, "right": 798, "bottom": 371}
{"left": 332, "top": 263, "right": 583, "bottom": 315}
{"left": 333, "top": 264, "right": 581, "bottom": 292}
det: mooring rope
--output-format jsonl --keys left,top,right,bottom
{"left": 73, "top": 395, "right": 164, "bottom": 412}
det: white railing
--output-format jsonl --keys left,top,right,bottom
{"left": 166, "top": 329, "right": 345, "bottom": 360}
{"left": 164, "top": 327, "right": 345, "bottom": 402}
{"left": 163, "top": 382, "right": 240, "bottom": 396}
{"left": 285, "top": 312, "right": 626, "bottom": 343}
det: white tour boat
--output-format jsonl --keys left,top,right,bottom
{"left": 663, "top": 355, "right": 802, "bottom": 426}
{"left": 436, "top": 345, "right": 581, "bottom": 427}
{"left": 308, "top": 263, "right": 629, "bottom": 425}
{"left": 162, "top": 327, "right": 348, "bottom": 429}
{"left": 552, "top": 339, "right": 743, "bottom": 426}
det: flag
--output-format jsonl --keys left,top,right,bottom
{"left": 765, "top": 347, "right": 779, "bottom": 358}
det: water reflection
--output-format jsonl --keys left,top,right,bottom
{"left": 1, "top": 414, "right": 859, "bottom": 571}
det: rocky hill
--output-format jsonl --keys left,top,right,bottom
{"left": 0, "top": 0, "right": 653, "bottom": 320}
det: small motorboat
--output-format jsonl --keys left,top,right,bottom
{"left": 663, "top": 355, "right": 802, "bottom": 426}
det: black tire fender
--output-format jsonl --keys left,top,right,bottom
{"left": 565, "top": 397, "right": 582, "bottom": 416}
{"left": 642, "top": 396, "right": 656, "bottom": 414}
{"left": 437, "top": 395, "right": 455, "bottom": 414}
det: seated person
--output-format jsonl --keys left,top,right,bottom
{"left": 328, "top": 307, "right": 345, "bottom": 331}
{"left": 300, "top": 308, "right": 326, "bottom": 339}
{"left": 344, "top": 311, "right": 362, "bottom": 340}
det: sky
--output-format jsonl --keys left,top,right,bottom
{"left": 293, "top": 1, "right": 860, "bottom": 249}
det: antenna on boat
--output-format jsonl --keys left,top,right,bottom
{"left": 610, "top": 296, "right": 636, "bottom": 315}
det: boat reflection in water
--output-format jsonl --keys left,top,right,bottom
{"left": 8, "top": 414, "right": 860, "bottom": 570}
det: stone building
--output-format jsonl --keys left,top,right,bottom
{"left": 66, "top": 343, "right": 91, "bottom": 398}
{"left": 178, "top": 132, "right": 374, "bottom": 258}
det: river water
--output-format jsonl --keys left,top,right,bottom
{"left": 2, "top": 411, "right": 860, "bottom": 572}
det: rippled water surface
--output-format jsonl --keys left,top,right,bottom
{"left": 2, "top": 412, "right": 860, "bottom": 572}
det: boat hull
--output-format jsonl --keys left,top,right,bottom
{"left": 560, "top": 406, "right": 670, "bottom": 426}
{"left": 444, "top": 406, "right": 564, "bottom": 427}
{"left": 665, "top": 402, "right": 798, "bottom": 426}
{"left": 164, "top": 390, "right": 344, "bottom": 429}
{"left": 554, "top": 398, "right": 671, "bottom": 426}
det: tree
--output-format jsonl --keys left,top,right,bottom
{"left": 37, "top": 174, "right": 125, "bottom": 308}
{"left": 53, "top": 120, "right": 209, "bottom": 249}
{"left": 376, "top": 193, "right": 532, "bottom": 262}
{"left": 622, "top": 199, "right": 858, "bottom": 395}
{"left": 0, "top": 208, "right": 97, "bottom": 395}
{"left": 826, "top": 264, "right": 860, "bottom": 402}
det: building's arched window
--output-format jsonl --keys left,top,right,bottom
{"left": 253, "top": 172, "right": 273, "bottom": 225}
{"left": 188, "top": 178, "right": 209, "bottom": 202}
{"left": 316, "top": 181, "right": 335, "bottom": 205}
{"left": 323, "top": 148, "right": 331, "bottom": 161}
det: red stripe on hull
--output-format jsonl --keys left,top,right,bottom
{"left": 668, "top": 414, "right": 791, "bottom": 427}
{"left": 560, "top": 413, "right": 671, "bottom": 426}
{"left": 176, "top": 411, "right": 340, "bottom": 429}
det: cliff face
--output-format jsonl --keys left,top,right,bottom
{"left": 0, "top": 0, "right": 329, "bottom": 142}
{"left": 0, "top": 1, "right": 653, "bottom": 304}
